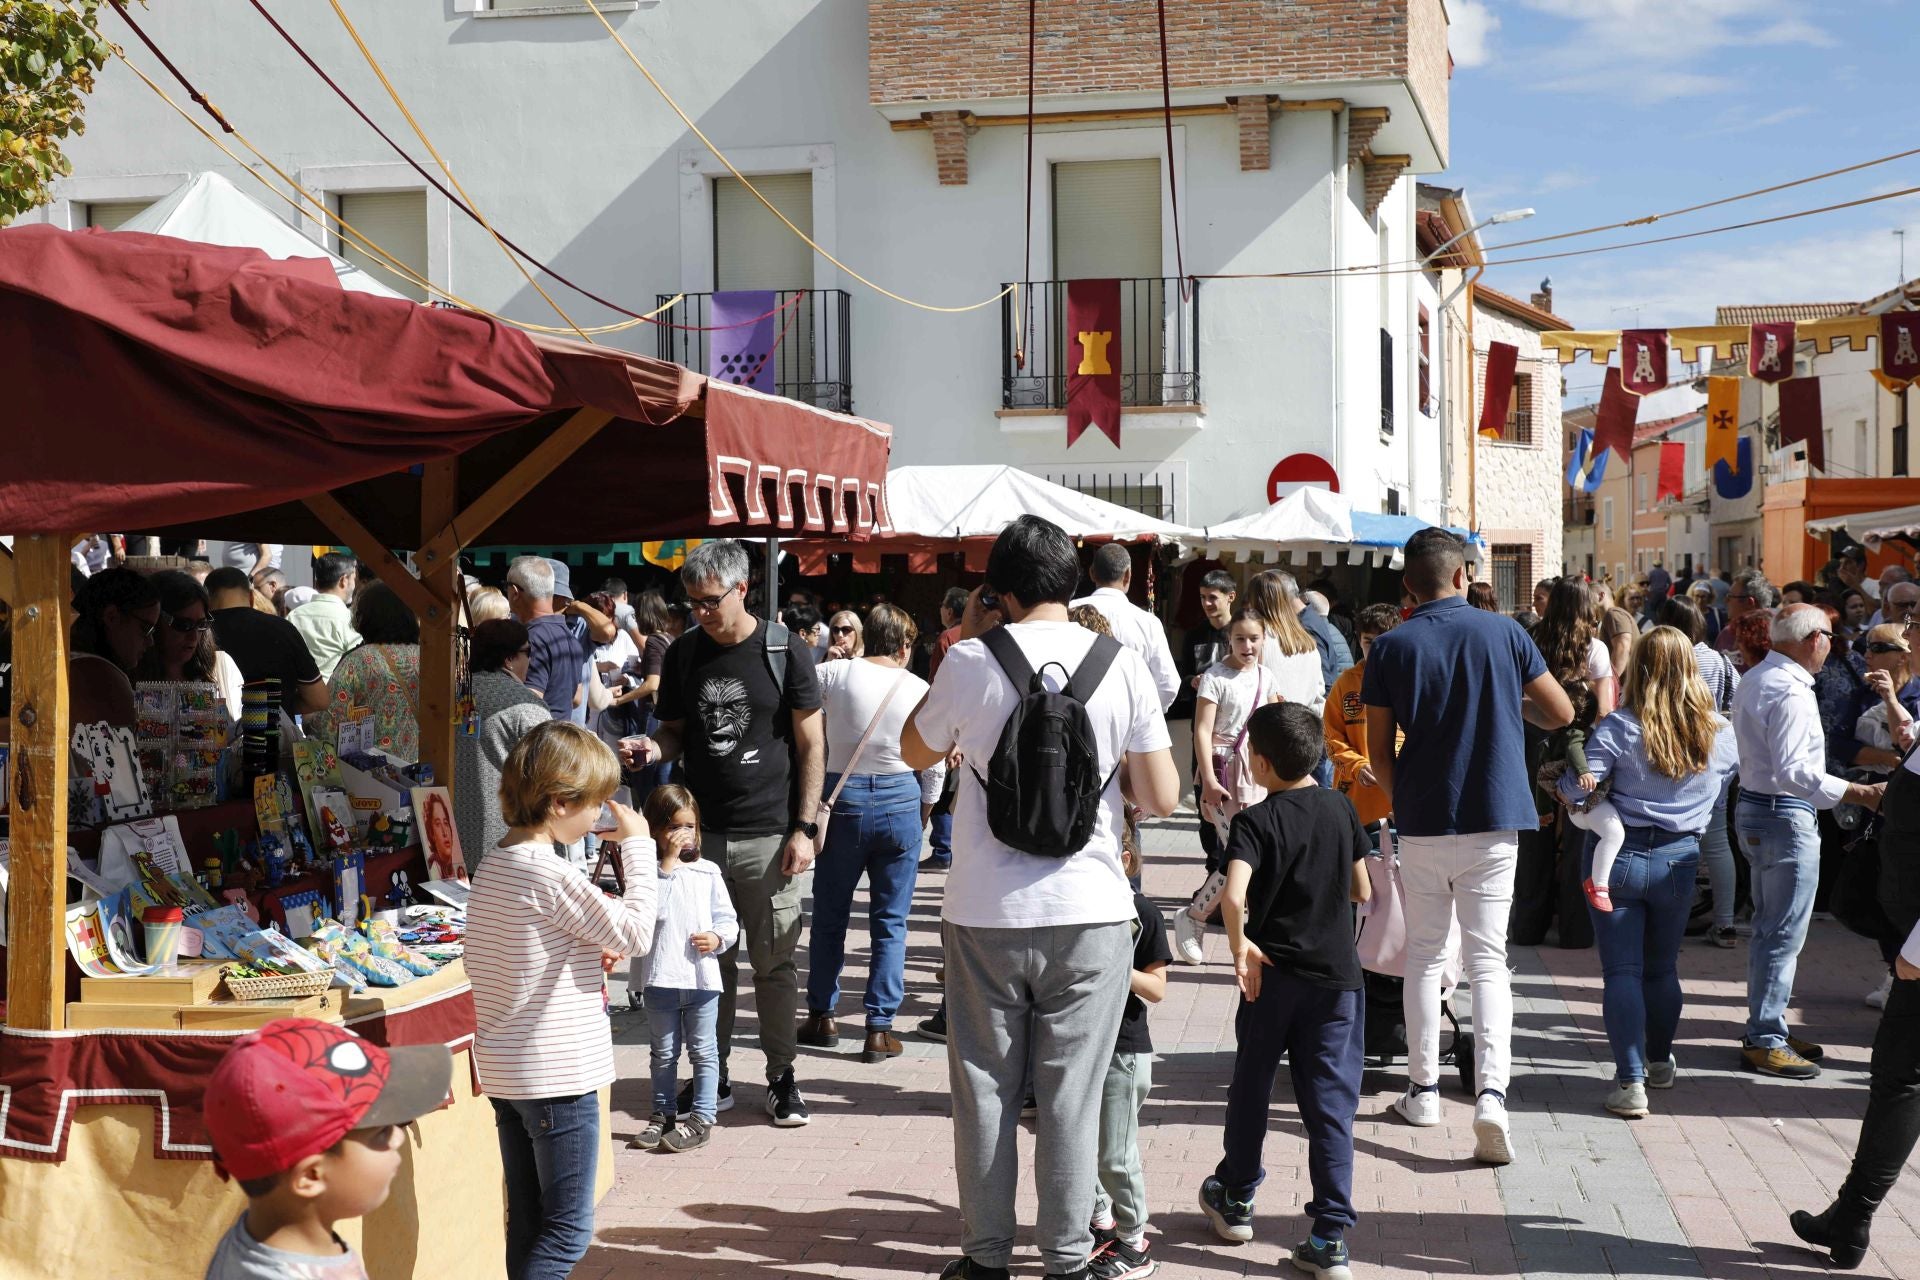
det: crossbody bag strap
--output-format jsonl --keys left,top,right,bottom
{"left": 826, "top": 668, "right": 911, "bottom": 807}
{"left": 1230, "top": 664, "right": 1265, "bottom": 756}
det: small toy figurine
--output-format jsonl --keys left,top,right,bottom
{"left": 388, "top": 872, "right": 413, "bottom": 911}
{"left": 258, "top": 832, "right": 290, "bottom": 888}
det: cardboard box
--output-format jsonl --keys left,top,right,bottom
{"left": 79, "top": 959, "right": 225, "bottom": 1007}
{"left": 178, "top": 988, "right": 343, "bottom": 1029}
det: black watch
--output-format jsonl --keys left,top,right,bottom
{"left": 792, "top": 820, "right": 820, "bottom": 841}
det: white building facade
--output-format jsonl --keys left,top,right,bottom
{"left": 31, "top": 0, "right": 1456, "bottom": 529}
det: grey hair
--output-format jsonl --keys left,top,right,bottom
{"left": 1884, "top": 566, "right": 1914, "bottom": 585}
{"left": 1732, "top": 569, "right": 1777, "bottom": 609}
{"left": 505, "top": 555, "right": 554, "bottom": 601}
{"left": 1771, "top": 603, "right": 1828, "bottom": 645}
{"left": 681, "top": 539, "right": 751, "bottom": 592}
{"left": 1302, "top": 590, "right": 1331, "bottom": 616}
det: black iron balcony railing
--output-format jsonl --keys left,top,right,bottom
{"left": 1000, "top": 278, "right": 1200, "bottom": 410}
{"left": 654, "top": 289, "right": 852, "bottom": 413}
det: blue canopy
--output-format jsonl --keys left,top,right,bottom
{"left": 1350, "top": 511, "right": 1483, "bottom": 550}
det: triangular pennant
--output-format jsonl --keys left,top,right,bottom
{"left": 1620, "top": 329, "right": 1669, "bottom": 396}
{"left": 1748, "top": 320, "right": 1796, "bottom": 383}
{"left": 1706, "top": 376, "right": 1740, "bottom": 471}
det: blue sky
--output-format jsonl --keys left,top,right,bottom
{"left": 1443, "top": 0, "right": 1920, "bottom": 400}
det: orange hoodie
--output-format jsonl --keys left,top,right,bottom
{"left": 1323, "top": 659, "right": 1392, "bottom": 827}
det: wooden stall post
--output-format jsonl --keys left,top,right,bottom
{"left": 416, "top": 459, "right": 460, "bottom": 790}
{"left": 6, "top": 535, "right": 73, "bottom": 1029}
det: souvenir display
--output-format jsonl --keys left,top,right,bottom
{"left": 291, "top": 737, "right": 345, "bottom": 842}
{"left": 332, "top": 851, "right": 367, "bottom": 932}
{"left": 132, "top": 682, "right": 229, "bottom": 811}
{"left": 411, "top": 786, "right": 465, "bottom": 881}
{"left": 97, "top": 815, "right": 189, "bottom": 888}
{"left": 277, "top": 889, "right": 325, "bottom": 941}
{"left": 70, "top": 720, "right": 150, "bottom": 827}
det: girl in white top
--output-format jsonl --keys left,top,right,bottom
{"left": 1194, "top": 608, "right": 1281, "bottom": 836}
{"left": 464, "top": 721, "right": 657, "bottom": 1278}
{"left": 1243, "top": 571, "right": 1326, "bottom": 712}
{"left": 633, "top": 783, "right": 739, "bottom": 1153}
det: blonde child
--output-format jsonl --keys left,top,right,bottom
{"left": 631, "top": 783, "right": 739, "bottom": 1153}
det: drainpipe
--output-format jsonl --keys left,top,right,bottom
{"left": 1330, "top": 108, "right": 1346, "bottom": 498}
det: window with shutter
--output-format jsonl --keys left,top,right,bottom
{"left": 1417, "top": 306, "right": 1431, "bottom": 416}
{"left": 337, "top": 190, "right": 429, "bottom": 302}
{"left": 1379, "top": 329, "right": 1394, "bottom": 437}
{"left": 713, "top": 173, "right": 812, "bottom": 291}
{"left": 85, "top": 201, "right": 152, "bottom": 230}
{"left": 1051, "top": 159, "right": 1160, "bottom": 280}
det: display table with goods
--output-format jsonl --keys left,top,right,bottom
{"left": 0, "top": 226, "right": 891, "bottom": 1279}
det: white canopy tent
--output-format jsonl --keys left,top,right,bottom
{"left": 115, "top": 172, "right": 406, "bottom": 298}
{"left": 878, "top": 464, "right": 1194, "bottom": 544}
{"left": 1807, "top": 503, "right": 1920, "bottom": 549}
{"left": 1193, "top": 487, "right": 1482, "bottom": 568}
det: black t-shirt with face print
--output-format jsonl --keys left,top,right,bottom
{"left": 656, "top": 619, "right": 821, "bottom": 834}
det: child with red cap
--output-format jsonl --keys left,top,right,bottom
{"left": 202, "top": 1018, "right": 453, "bottom": 1279}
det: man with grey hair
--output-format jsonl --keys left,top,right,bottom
{"left": 1730, "top": 602, "right": 1885, "bottom": 1079}
{"left": 1070, "top": 542, "right": 1180, "bottom": 710}
{"left": 1716, "top": 568, "right": 1778, "bottom": 669}
{"left": 506, "top": 555, "right": 583, "bottom": 721}
{"left": 620, "top": 539, "right": 825, "bottom": 1126}
{"left": 1865, "top": 566, "right": 1914, "bottom": 630}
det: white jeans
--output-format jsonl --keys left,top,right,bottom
{"left": 1399, "top": 831, "right": 1518, "bottom": 1096}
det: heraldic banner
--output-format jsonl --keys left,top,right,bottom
{"left": 710, "top": 290, "right": 780, "bottom": 393}
{"left": 1066, "top": 278, "right": 1122, "bottom": 446}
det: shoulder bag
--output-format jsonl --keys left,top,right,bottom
{"left": 814, "top": 667, "right": 911, "bottom": 858}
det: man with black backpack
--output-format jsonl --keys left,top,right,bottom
{"left": 619, "top": 539, "right": 824, "bottom": 1128}
{"left": 903, "top": 515, "right": 1181, "bottom": 1280}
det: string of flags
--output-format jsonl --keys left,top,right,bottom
{"left": 1542, "top": 311, "right": 1920, "bottom": 500}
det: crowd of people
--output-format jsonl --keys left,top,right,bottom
{"left": 38, "top": 527, "right": 1920, "bottom": 1280}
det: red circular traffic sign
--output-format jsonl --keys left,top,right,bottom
{"left": 1267, "top": 453, "right": 1340, "bottom": 502}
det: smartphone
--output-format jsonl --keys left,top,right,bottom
{"left": 979, "top": 588, "right": 1000, "bottom": 613}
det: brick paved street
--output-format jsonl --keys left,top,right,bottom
{"left": 581, "top": 817, "right": 1920, "bottom": 1279}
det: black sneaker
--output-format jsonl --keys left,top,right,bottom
{"left": 1199, "top": 1176, "right": 1253, "bottom": 1243}
{"left": 1089, "top": 1236, "right": 1157, "bottom": 1279}
{"left": 628, "top": 1112, "right": 672, "bottom": 1150}
{"left": 766, "top": 1066, "right": 811, "bottom": 1127}
{"left": 919, "top": 1008, "right": 948, "bottom": 1042}
{"left": 918, "top": 854, "right": 952, "bottom": 871}
{"left": 677, "top": 1069, "right": 733, "bottom": 1115}
{"left": 659, "top": 1114, "right": 712, "bottom": 1153}
{"left": 938, "top": 1257, "right": 1010, "bottom": 1280}
{"left": 1090, "top": 1221, "right": 1118, "bottom": 1252}
{"left": 1289, "top": 1236, "right": 1353, "bottom": 1280}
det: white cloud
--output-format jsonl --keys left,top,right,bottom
{"left": 1536, "top": 170, "right": 1597, "bottom": 194}
{"left": 1512, "top": 0, "right": 1837, "bottom": 104}
{"left": 1449, "top": 0, "right": 1499, "bottom": 68}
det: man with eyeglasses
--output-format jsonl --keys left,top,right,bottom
{"left": 621, "top": 539, "right": 824, "bottom": 1128}
{"left": 1867, "top": 579, "right": 1920, "bottom": 640}
{"left": 1730, "top": 603, "right": 1886, "bottom": 1080}
{"left": 1715, "top": 568, "right": 1778, "bottom": 670}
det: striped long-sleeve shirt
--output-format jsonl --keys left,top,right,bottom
{"left": 466, "top": 837, "right": 658, "bottom": 1100}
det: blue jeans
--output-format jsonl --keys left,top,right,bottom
{"left": 929, "top": 810, "right": 953, "bottom": 864}
{"left": 1585, "top": 826, "right": 1700, "bottom": 1083}
{"left": 490, "top": 1092, "right": 599, "bottom": 1280}
{"left": 806, "top": 771, "right": 922, "bottom": 1028}
{"left": 1735, "top": 793, "right": 1821, "bottom": 1049}
{"left": 646, "top": 986, "right": 720, "bottom": 1120}
{"left": 1701, "top": 778, "right": 1736, "bottom": 929}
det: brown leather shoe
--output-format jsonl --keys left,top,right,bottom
{"left": 797, "top": 1013, "right": 838, "bottom": 1047}
{"left": 862, "top": 1029, "right": 904, "bottom": 1063}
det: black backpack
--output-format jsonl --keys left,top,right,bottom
{"left": 971, "top": 627, "right": 1123, "bottom": 858}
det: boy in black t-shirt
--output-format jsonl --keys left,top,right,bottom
{"left": 1088, "top": 852, "right": 1172, "bottom": 1280}
{"left": 1199, "top": 703, "right": 1372, "bottom": 1280}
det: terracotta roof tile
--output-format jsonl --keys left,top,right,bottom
{"left": 1714, "top": 301, "right": 1856, "bottom": 326}
{"left": 1475, "top": 284, "right": 1569, "bottom": 331}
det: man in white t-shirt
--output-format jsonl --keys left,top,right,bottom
{"left": 903, "top": 515, "right": 1180, "bottom": 1280}
{"left": 1071, "top": 542, "right": 1181, "bottom": 712}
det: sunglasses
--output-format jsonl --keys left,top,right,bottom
{"left": 160, "top": 611, "right": 213, "bottom": 636}
{"left": 1869, "top": 642, "right": 1910, "bottom": 654}
{"left": 830, "top": 625, "right": 855, "bottom": 635}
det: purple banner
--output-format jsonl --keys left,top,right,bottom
{"left": 708, "top": 290, "right": 778, "bottom": 393}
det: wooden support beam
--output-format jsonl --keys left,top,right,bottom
{"left": 416, "top": 458, "right": 459, "bottom": 792}
{"left": 888, "top": 97, "right": 1348, "bottom": 132}
{"left": 0, "top": 538, "right": 15, "bottom": 608}
{"left": 7, "top": 535, "right": 72, "bottom": 1030}
{"left": 415, "top": 406, "right": 616, "bottom": 574}
{"left": 300, "top": 490, "right": 447, "bottom": 623}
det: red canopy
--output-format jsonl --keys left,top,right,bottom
{"left": 0, "top": 226, "right": 890, "bottom": 544}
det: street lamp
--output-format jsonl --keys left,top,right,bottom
{"left": 1424, "top": 207, "right": 1535, "bottom": 267}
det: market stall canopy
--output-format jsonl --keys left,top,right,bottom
{"left": 1198, "top": 487, "right": 1481, "bottom": 567}
{"left": 1806, "top": 502, "right": 1920, "bottom": 549}
{"left": 784, "top": 464, "right": 1194, "bottom": 572}
{"left": 0, "top": 226, "right": 891, "bottom": 545}
{"left": 114, "top": 171, "right": 406, "bottom": 299}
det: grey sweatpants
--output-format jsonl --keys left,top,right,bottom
{"left": 704, "top": 830, "right": 807, "bottom": 1081}
{"left": 1092, "top": 1050, "right": 1153, "bottom": 1237}
{"left": 944, "top": 919, "right": 1133, "bottom": 1272}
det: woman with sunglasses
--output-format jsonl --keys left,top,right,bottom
{"left": 136, "top": 570, "right": 245, "bottom": 720}
{"left": 824, "top": 610, "right": 864, "bottom": 662}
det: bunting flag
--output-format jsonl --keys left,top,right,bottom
{"left": 1705, "top": 376, "right": 1740, "bottom": 471}
{"left": 1713, "top": 436, "right": 1754, "bottom": 499}
{"left": 1592, "top": 366, "right": 1637, "bottom": 463}
{"left": 1564, "top": 428, "right": 1608, "bottom": 493}
{"left": 1748, "top": 320, "right": 1796, "bottom": 383}
{"left": 708, "top": 291, "right": 778, "bottom": 392}
{"left": 1478, "top": 341, "right": 1519, "bottom": 437}
{"left": 1779, "top": 377, "right": 1824, "bottom": 471}
{"left": 1881, "top": 311, "right": 1920, "bottom": 392}
{"left": 641, "top": 539, "right": 700, "bottom": 571}
{"left": 1066, "top": 278, "right": 1122, "bottom": 447}
{"left": 1620, "top": 329, "right": 1669, "bottom": 396}
{"left": 1655, "top": 440, "right": 1686, "bottom": 502}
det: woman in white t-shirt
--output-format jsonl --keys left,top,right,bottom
{"left": 800, "top": 604, "right": 945, "bottom": 1063}
{"left": 1243, "top": 571, "right": 1326, "bottom": 712}
{"left": 1194, "top": 608, "right": 1280, "bottom": 836}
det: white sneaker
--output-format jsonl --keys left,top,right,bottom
{"left": 1867, "top": 974, "right": 1893, "bottom": 1010}
{"left": 1173, "top": 910, "right": 1206, "bottom": 965}
{"left": 1473, "top": 1094, "right": 1514, "bottom": 1165}
{"left": 1390, "top": 1087, "right": 1441, "bottom": 1127}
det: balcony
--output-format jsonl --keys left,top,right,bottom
{"left": 654, "top": 289, "right": 852, "bottom": 413}
{"left": 999, "top": 278, "right": 1200, "bottom": 411}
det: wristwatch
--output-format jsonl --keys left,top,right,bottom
{"left": 791, "top": 820, "right": 820, "bottom": 841}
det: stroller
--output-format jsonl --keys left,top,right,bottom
{"left": 1353, "top": 827, "right": 1475, "bottom": 1093}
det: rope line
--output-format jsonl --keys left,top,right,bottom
{"left": 1154, "top": 0, "right": 1189, "bottom": 301}
{"left": 1017, "top": 0, "right": 1036, "bottom": 369}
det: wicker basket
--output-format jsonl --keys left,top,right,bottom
{"left": 223, "top": 969, "right": 335, "bottom": 1002}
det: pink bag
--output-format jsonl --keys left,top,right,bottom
{"left": 1354, "top": 827, "right": 1462, "bottom": 990}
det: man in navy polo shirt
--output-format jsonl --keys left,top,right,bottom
{"left": 1361, "top": 528, "right": 1571, "bottom": 1165}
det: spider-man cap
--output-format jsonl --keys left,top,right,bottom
{"left": 206, "top": 1018, "right": 453, "bottom": 1181}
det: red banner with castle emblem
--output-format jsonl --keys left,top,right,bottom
{"left": 1748, "top": 321, "right": 1796, "bottom": 383}
{"left": 1066, "top": 278, "right": 1121, "bottom": 447}
{"left": 1881, "top": 312, "right": 1920, "bottom": 392}
{"left": 1620, "top": 329, "right": 1668, "bottom": 396}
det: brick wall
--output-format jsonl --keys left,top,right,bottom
{"left": 870, "top": 1, "right": 1423, "bottom": 105}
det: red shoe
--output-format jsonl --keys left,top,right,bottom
{"left": 1584, "top": 878, "right": 1614, "bottom": 913}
